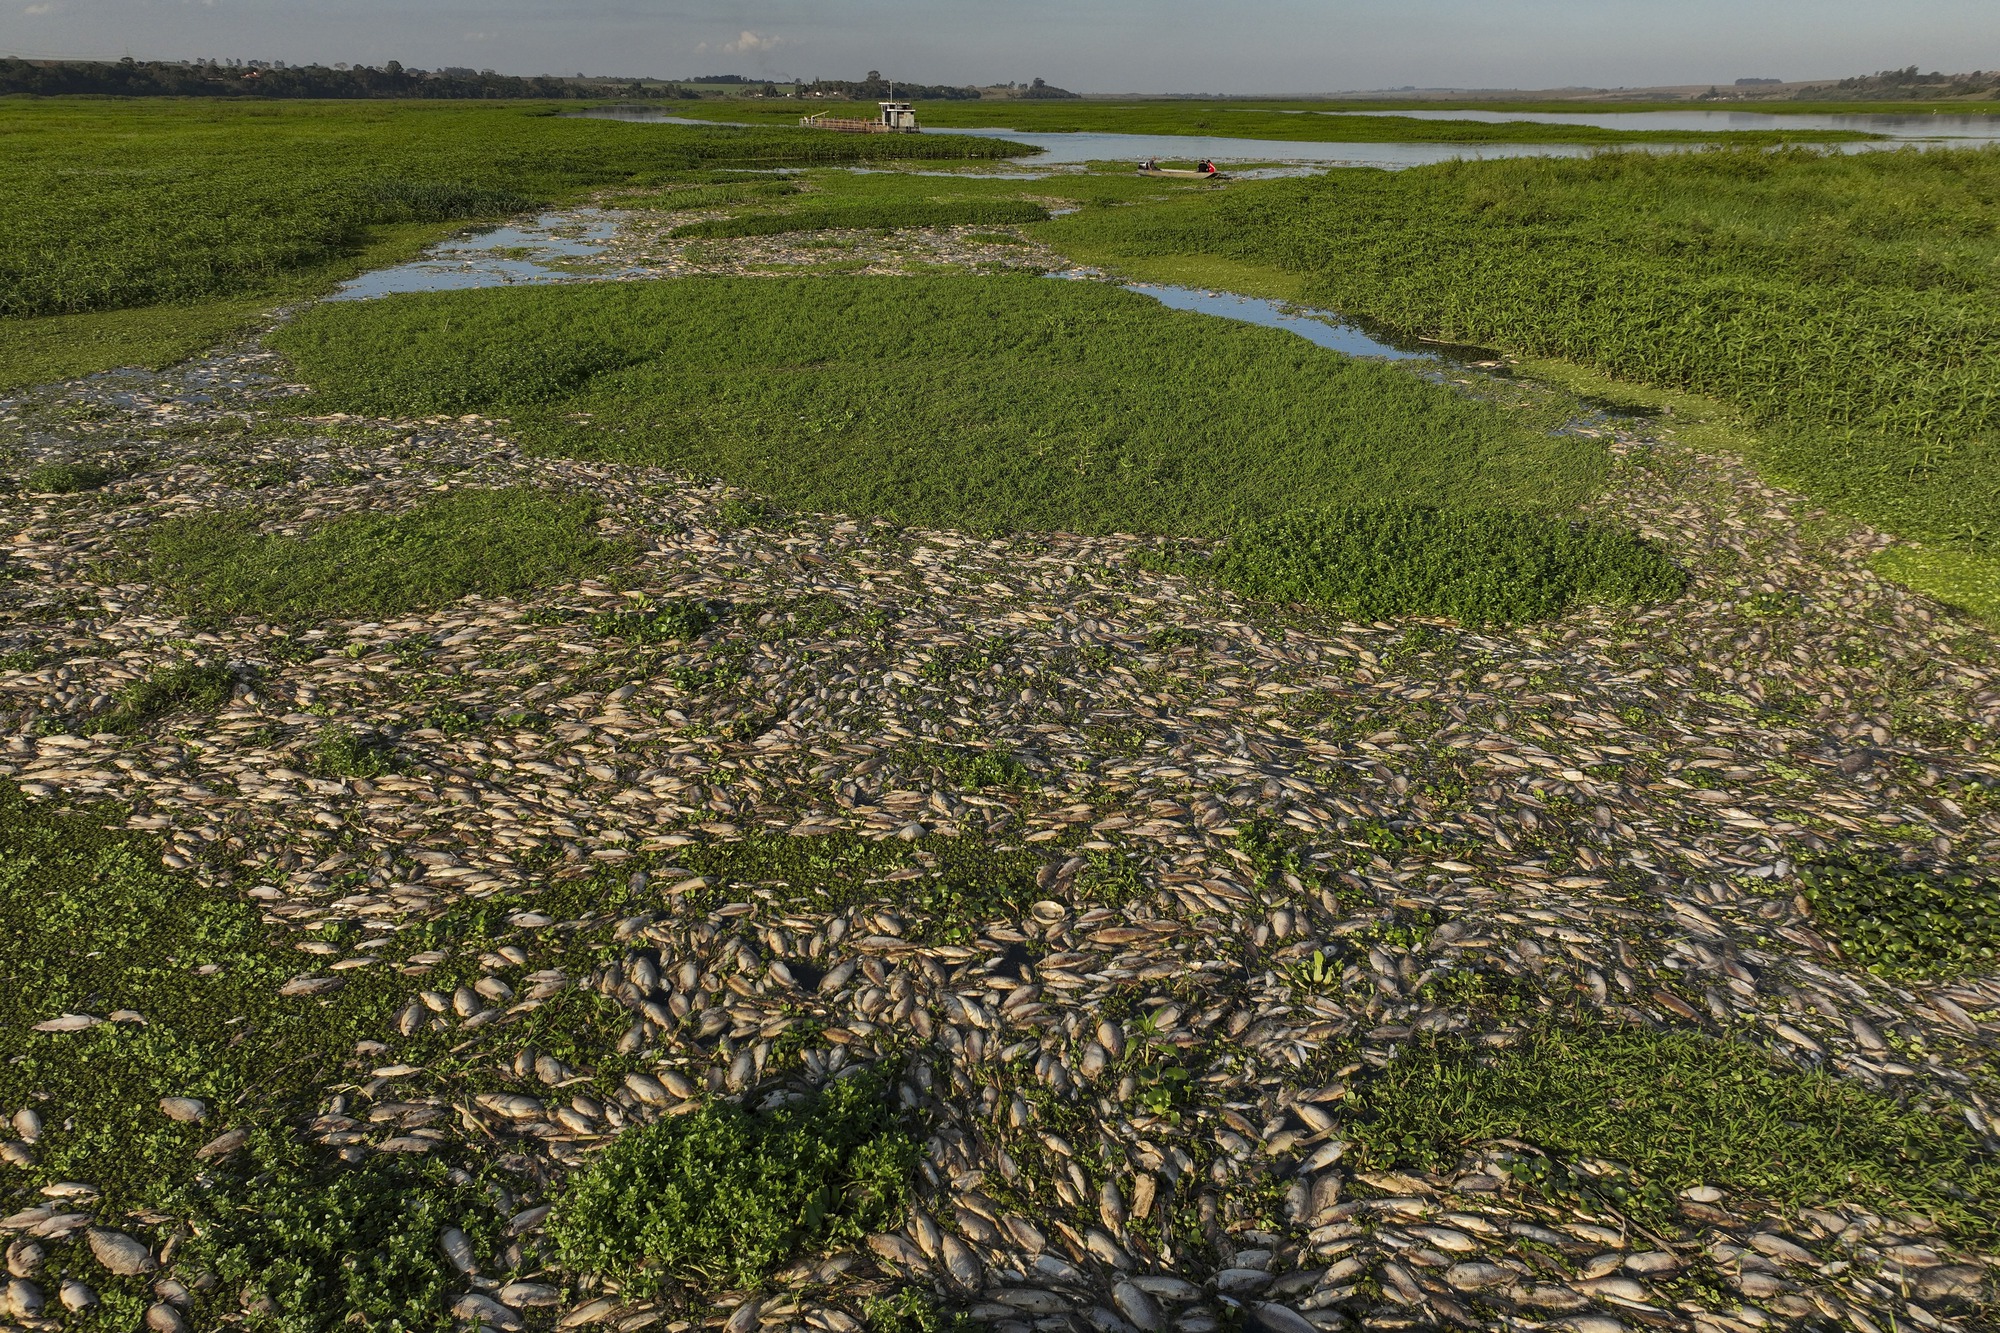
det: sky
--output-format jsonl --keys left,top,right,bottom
{"left": 3, "top": 0, "right": 1995, "bottom": 93}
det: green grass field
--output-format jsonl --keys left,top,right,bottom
{"left": 272, "top": 276, "right": 1607, "bottom": 540}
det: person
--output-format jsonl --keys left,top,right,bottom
{"left": 1141, "top": 157, "right": 1157, "bottom": 171}
{"left": 1199, "top": 159, "right": 1217, "bottom": 176}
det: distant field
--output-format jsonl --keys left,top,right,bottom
{"left": 1030, "top": 146, "right": 2000, "bottom": 612}
{"left": 670, "top": 97, "right": 1885, "bottom": 144}
{"left": 273, "top": 276, "right": 1606, "bottom": 538}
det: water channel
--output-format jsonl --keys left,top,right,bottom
{"left": 571, "top": 105, "right": 2000, "bottom": 169}
{"left": 331, "top": 211, "right": 1444, "bottom": 364}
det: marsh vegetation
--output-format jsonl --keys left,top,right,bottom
{"left": 276, "top": 276, "right": 1605, "bottom": 543}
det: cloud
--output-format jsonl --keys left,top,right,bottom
{"left": 722, "top": 30, "right": 780, "bottom": 55}
{"left": 22, "top": 4, "right": 53, "bottom": 13}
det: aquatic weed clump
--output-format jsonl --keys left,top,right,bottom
{"left": 24, "top": 460, "right": 115, "bottom": 493}
{"left": 311, "top": 724, "right": 404, "bottom": 779}
{"left": 1799, "top": 853, "right": 2000, "bottom": 977}
{"left": 87, "top": 660, "right": 236, "bottom": 734}
{"left": 549, "top": 1063, "right": 919, "bottom": 1294}
{"left": 169, "top": 1127, "right": 503, "bottom": 1333}
{"left": 1200, "top": 503, "right": 1685, "bottom": 625}
{"left": 589, "top": 598, "right": 716, "bottom": 644}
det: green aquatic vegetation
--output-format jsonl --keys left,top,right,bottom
{"left": 896, "top": 740, "right": 1038, "bottom": 790}
{"left": 23, "top": 460, "right": 115, "bottom": 493}
{"left": 1872, "top": 545, "right": 2000, "bottom": 625}
{"left": 0, "top": 299, "right": 278, "bottom": 394}
{"left": 169, "top": 1129, "right": 501, "bottom": 1333}
{"left": 671, "top": 198, "right": 1050, "bottom": 239}
{"left": 548, "top": 1064, "right": 918, "bottom": 1294}
{"left": 861, "top": 1289, "right": 957, "bottom": 1333}
{"left": 144, "top": 487, "right": 631, "bottom": 619}
{"left": 1147, "top": 625, "right": 1209, "bottom": 651}
{"left": 945, "top": 747, "right": 1037, "bottom": 789}
{"left": 1351, "top": 1023, "right": 2000, "bottom": 1241}
{"left": 1798, "top": 854, "right": 2000, "bottom": 977}
{"left": 1193, "top": 504, "right": 1685, "bottom": 625}
{"left": 275, "top": 276, "right": 1606, "bottom": 537}
{"left": 0, "top": 784, "right": 423, "bottom": 1210}
{"left": 311, "top": 724, "right": 403, "bottom": 779}
{"left": 590, "top": 598, "right": 717, "bottom": 643}
{"left": 88, "top": 660, "right": 235, "bottom": 734}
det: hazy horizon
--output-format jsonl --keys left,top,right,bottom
{"left": 3, "top": 0, "right": 1995, "bottom": 96}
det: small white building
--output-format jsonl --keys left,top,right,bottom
{"left": 878, "top": 101, "right": 919, "bottom": 131}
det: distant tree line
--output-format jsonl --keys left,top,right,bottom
{"left": 0, "top": 56, "right": 697, "bottom": 99}
{"left": 1827, "top": 67, "right": 2000, "bottom": 99}
{"left": 1704, "top": 67, "right": 2000, "bottom": 102}
{"left": 798, "top": 72, "right": 983, "bottom": 101}
{"left": 0, "top": 57, "right": 1086, "bottom": 101}
{"left": 795, "top": 72, "right": 1079, "bottom": 101}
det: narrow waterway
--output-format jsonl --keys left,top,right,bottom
{"left": 569, "top": 105, "right": 1996, "bottom": 168}
{"left": 326, "top": 214, "right": 1459, "bottom": 366}
{"left": 572, "top": 108, "right": 1669, "bottom": 168}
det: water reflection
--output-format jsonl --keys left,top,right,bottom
{"left": 330, "top": 211, "right": 628, "bottom": 301}
{"left": 1113, "top": 282, "right": 1430, "bottom": 360}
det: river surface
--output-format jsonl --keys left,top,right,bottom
{"left": 1309, "top": 106, "right": 2000, "bottom": 142}
{"left": 572, "top": 106, "right": 1997, "bottom": 168}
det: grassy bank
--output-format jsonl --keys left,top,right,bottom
{"left": 272, "top": 275, "right": 1605, "bottom": 538}
{"left": 1031, "top": 147, "right": 2000, "bottom": 616}
{"left": 1357, "top": 1023, "right": 2000, "bottom": 1243}
{"left": 669, "top": 98, "right": 1883, "bottom": 145}
{"left": 0, "top": 99, "right": 1025, "bottom": 388}
{"left": 670, "top": 198, "right": 1050, "bottom": 239}
{"left": 144, "top": 487, "right": 633, "bottom": 620}
{"left": 0, "top": 218, "right": 468, "bottom": 394}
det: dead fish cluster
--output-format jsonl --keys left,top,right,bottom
{"left": 1, "top": 283, "right": 1998, "bottom": 1332}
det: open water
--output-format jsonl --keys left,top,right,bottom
{"left": 1308, "top": 106, "right": 2000, "bottom": 142}
{"left": 329, "top": 211, "right": 636, "bottom": 300}
{"left": 571, "top": 105, "right": 2000, "bottom": 168}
